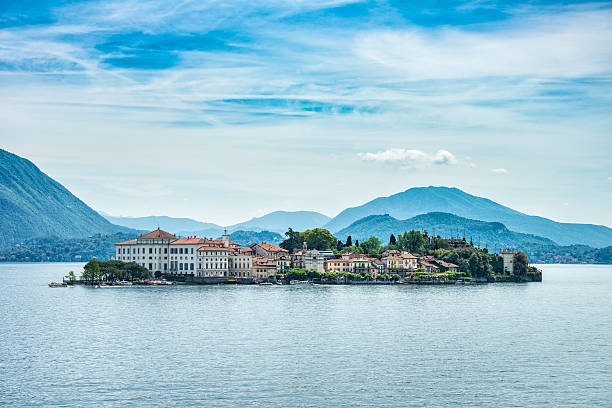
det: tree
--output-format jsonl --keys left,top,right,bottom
{"left": 513, "top": 251, "right": 529, "bottom": 276}
{"left": 389, "top": 234, "right": 397, "bottom": 246}
{"left": 82, "top": 258, "right": 101, "bottom": 285}
{"left": 345, "top": 236, "right": 352, "bottom": 247}
{"left": 280, "top": 228, "right": 301, "bottom": 252}
{"left": 361, "top": 236, "right": 382, "bottom": 257}
{"left": 301, "top": 228, "right": 336, "bottom": 251}
{"left": 355, "top": 239, "right": 359, "bottom": 247}
{"left": 336, "top": 239, "right": 344, "bottom": 251}
{"left": 67, "top": 270, "right": 77, "bottom": 283}
{"left": 404, "top": 230, "right": 425, "bottom": 253}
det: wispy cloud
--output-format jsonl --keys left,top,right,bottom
{"left": 492, "top": 168, "right": 509, "bottom": 174}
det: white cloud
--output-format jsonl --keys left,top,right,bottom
{"left": 354, "top": 8, "right": 612, "bottom": 80}
{"left": 492, "top": 168, "right": 509, "bottom": 174}
{"left": 608, "top": 176, "right": 612, "bottom": 181}
{"left": 358, "top": 148, "right": 457, "bottom": 168}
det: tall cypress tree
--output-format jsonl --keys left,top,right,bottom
{"left": 346, "top": 236, "right": 352, "bottom": 247}
{"left": 389, "top": 234, "right": 397, "bottom": 245}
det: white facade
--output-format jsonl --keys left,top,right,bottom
{"left": 115, "top": 229, "right": 174, "bottom": 274}
{"left": 500, "top": 249, "right": 515, "bottom": 274}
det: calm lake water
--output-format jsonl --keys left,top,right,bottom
{"left": 1, "top": 263, "right": 611, "bottom": 407}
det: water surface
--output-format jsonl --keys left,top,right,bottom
{"left": 1, "top": 263, "right": 611, "bottom": 407}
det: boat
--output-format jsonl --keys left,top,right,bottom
{"left": 259, "top": 282, "right": 273, "bottom": 286}
{"left": 48, "top": 282, "right": 67, "bottom": 287}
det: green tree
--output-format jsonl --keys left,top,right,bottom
{"left": 336, "top": 239, "right": 344, "bottom": 251}
{"left": 513, "top": 251, "right": 529, "bottom": 276}
{"left": 389, "top": 234, "right": 397, "bottom": 246}
{"left": 83, "top": 258, "right": 101, "bottom": 285}
{"left": 404, "top": 230, "right": 425, "bottom": 253}
{"left": 345, "top": 236, "right": 352, "bottom": 247}
{"left": 280, "top": 228, "right": 301, "bottom": 252}
{"left": 360, "top": 236, "right": 382, "bottom": 257}
{"left": 67, "top": 270, "right": 77, "bottom": 283}
{"left": 355, "top": 239, "right": 359, "bottom": 247}
{"left": 301, "top": 228, "right": 336, "bottom": 251}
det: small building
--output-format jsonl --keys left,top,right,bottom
{"left": 500, "top": 249, "right": 515, "bottom": 274}
{"left": 253, "top": 257, "right": 277, "bottom": 279}
{"left": 250, "top": 243, "right": 289, "bottom": 259}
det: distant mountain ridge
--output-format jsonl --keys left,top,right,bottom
{"left": 101, "top": 215, "right": 224, "bottom": 237}
{"left": 0, "top": 149, "right": 131, "bottom": 247}
{"left": 105, "top": 210, "right": 330, "bottom": 237}
{"left": 325, "top": 186, "right": 612, "bottom": 248}
{"left": 337, "top": 212, "right": 557, "bottom": 249}
{"left": 227, "top": 211, "right": 330, "bottom": 234}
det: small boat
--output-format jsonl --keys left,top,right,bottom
{"left": 259, "top": 282, "right": 273, "bottom": 286}
{"left": 48, "top": 282, "right": 67, "bottom": 287}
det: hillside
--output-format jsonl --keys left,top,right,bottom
{"left": 228, "top": 211, "right": 330, "bottom": 234}
{"left": 337, "top": 212, "right": 557, "bottom": 249}
{"left": 325, "top": 186, "right": 612, "bottom": 247}
{"left": 0, "top": 149, "right": 131, "bottom": 247}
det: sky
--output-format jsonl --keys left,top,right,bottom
{"left": 0, "top": 0, "right": 611, "bottom": 227}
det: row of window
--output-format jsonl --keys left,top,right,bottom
{"left": 170, "top": 248, "right": 194, "bottom": 254}
{"left": 119, "top": 247, "right": 168, "bottom": 255}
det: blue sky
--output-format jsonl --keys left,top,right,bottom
{"left": 0, "top": 0, "right": 611, "bottom": 226}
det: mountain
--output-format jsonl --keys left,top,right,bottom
{"left": 325, "top": 186, "right": 612, "bottom": 248}
{"left": 336, "top": 212, "right": 612, "bottom": 264}
{"left": 0, "top": 149, "right": 131, "bottom": 247}
{"left": 228, "top": 230, "right": 283, "bottom": 247}
{"left": 227, "top": 211, "right": 331, "bottom": 234}
{"left": 337, "top": 212, "right": 557, "bottom": 249}
{"left": 102, "top": 215, "right": 223, "bottom": 237}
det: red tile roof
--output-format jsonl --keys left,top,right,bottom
{"left": 139, "top": 229, "right": 176, "bottom": 239}
{"left": 170, "top": 238, "right": 207, "bottom": 245}
{"left": 251, "top": 243, "right": 288, "bottom": 253}
{"left": 115, "top": 239, "right": 137, "bottom": 245}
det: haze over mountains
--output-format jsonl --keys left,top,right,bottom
{"left": 103, "top": 210, "right": 330, "bottom": 237}
{"left": 1, "top": 149, "right": 611, "bottom": 253}
{"left": 325, "top": 187, "right": 612, "bottom": 248}
{"left": 0, "top": 149, "right": 130, "bottom": 247}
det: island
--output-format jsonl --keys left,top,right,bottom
{"left": 55, "top": 227, "right": 542, "bottom": 286}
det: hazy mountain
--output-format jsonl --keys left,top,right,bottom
{"left": 0, "top": 149, "right": 131, "bottom": 247}
{"left": 228, "top": 230, "right": 283, "bottom": 246}
{"left": 227, "top": 211, "right": 331, "bottom": 234}
{"left": 337, "top": 212, "right": 557, "bottom": 248}
{"left": 326, "top": 186, "right": 612, "bottom": 248}
{"left": 102, "top": 215, "right": 223, "bottom": 236}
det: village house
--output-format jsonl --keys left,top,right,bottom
{"left": 382, "top": 253, "right": 418, "bottom": 276}
{"left": 253, "top": 257, "right": 277, "bottom": 279}
{"left": 325, "top": 258, "right": 352, "bottom": 274}
{"left": 250, "top": 243, "right": 289, "bottom": 259}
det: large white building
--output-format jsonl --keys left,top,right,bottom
{"left": 115, "top": 228, "right": 175, "bottom": 273}
{"left": 115, "top": 228, "right": 254, "bottom": 278}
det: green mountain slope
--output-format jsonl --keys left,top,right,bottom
{"left": 0, "top": 149, "right": 130, "bottom": 247}
{"left": 336, "top": 212, "right": 557, "bottom": 249}
{"left": 326, "top": 186, "right": 612, "bottom": 247}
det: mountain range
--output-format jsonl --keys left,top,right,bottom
{"left": 337, "top": 212, "right": 558, "bottom": 249}
{"left": 2, "top": 150, "right": 611, "bottom": 254}
{"left": 324, "top": 186, "right": 612, "bottom": 248}
{"left": 0, "top": 149, "right": 131, "bottom": 247}
{"left": 103, "top": 210, "right": 330, "bottom": 236}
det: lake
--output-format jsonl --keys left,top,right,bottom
{"left": 1, "top": 263, "right": 611, "bottom": 407}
